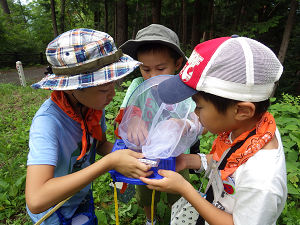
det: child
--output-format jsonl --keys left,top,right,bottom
{"left": 140, "top": 36, "right": 287, "bottom": 225}
{"left": 116, "top": 24, "right": 196, "bottom": 225}
{"left": 25, "top": 28, "right": 152, "bottom": 224}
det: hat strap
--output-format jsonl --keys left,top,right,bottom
{"left": 52, "top": 49, "right": 123, "bottom": 75}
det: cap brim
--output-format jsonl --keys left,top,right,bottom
{"left": 119, "top": 39, "right": 188, "bottom": 65}
{"left": 31, "top": 54, "right": 141, "bottom": 90}
{"left": 158, "top": 75, "right": 198, "bottom": 104}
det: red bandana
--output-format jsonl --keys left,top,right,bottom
{"left": 51, "top": 91, "right": 103, "bottom": 160}
{"left": 211, "top": 112, "right": 276, "bottom": 180}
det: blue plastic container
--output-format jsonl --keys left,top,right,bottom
{"left": 109, "top": 139, "right": 176, "bottom": 185}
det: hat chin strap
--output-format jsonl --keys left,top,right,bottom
{"left": 52, "top": 49, "right": 123, "bottom": 75}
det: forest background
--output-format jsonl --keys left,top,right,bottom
{"left": 0, "top": 0, "right": 299, "bottom": 224}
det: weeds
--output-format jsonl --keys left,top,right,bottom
{"left": 0, "top": 83, "right": 299, "bottom": 224}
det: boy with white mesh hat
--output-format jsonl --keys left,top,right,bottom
{"left": 140, "top": 35, "right": 287, "bottom": 225}
{"left": 25, "top": 28, "right": 153, "bottom": 224}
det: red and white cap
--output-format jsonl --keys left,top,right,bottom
{"left": 158, "top": 35, "right": 283, "bottom": 104}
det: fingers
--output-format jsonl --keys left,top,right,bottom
{"left": 127, "top": 118, "right": 148, "bottom": 146}
{"left": 124, "top": 169, "right": 153, "bottom": 179}
{"left": 124, "top": 149, "right": 144, "bottom": 158}
{"left": 157, "top": 169, "right": 172, "bottom": 177}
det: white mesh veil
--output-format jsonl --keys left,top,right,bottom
{"left": 118, "top": 75, "right": 201, "bottom": 159}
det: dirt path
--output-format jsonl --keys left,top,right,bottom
{"left": 0, "top": 65, "right": 47, "bottom": 85}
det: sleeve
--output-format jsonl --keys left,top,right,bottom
{"left": 233, "top": 188, "right": 282, "bottom": 225}
{"left": 120, "top": 77, "right": 144, "bottom": 108}
{"left": 27, "top": 115, "right": 61, "bottom": 166}
{"left": 232, "top": 148, "right": 287, "bottom": 225}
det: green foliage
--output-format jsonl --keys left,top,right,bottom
{"left": 104, "top": 80, "right": 132, "bottom": 142}
{"left": 1, "top": 83, "right": 300, "bottom": 224}
{"left": 269, "top": 94, "right": 300, "bottom": 225}
{"left": 0, "top": 83, "right": 50, "bottom": 224}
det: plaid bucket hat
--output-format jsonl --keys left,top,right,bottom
{"left": 119, "top": 24, "right": 187, "bottom": 65}
{"left": 158, "top": 35, "right": 283, "bottom": 104}
{"left": 32, "top": 28, "right": 141, "bottom": 90}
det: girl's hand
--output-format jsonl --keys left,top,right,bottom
{"left": 109, "top": 149, "right": 152, "bottom": 178}
{"left": 140, "top": 169, "right": 190, "bottom": 195}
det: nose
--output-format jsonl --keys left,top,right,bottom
{"left": 149, "top": 71, "right": 159, "bottom": 78}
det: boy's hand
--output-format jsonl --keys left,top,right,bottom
{"left": 169, "top": 118, "right": 190, "bottom": 135}
{"left": 140, "top": 169, "right": 189, "bottom": 195}
{"left": 127, "top": 116, "right": 148, "bottom": 146}
{"left": 109, "top": 149, "right": 152, "bottom": 178}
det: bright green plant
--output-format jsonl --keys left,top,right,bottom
{"left": 0, "top": 83, "right": 50, "bottom": 224}
{"left": 1, "top": 83, "right": 300, "bottom": 224}
{"left": 269, "top": 94, "right": 300, "bottom": 225}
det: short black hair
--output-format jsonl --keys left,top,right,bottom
{"left": 136, "top": 43, "right": 181, "bottom": 62}
{"left": 197, "top": 91, "right": 270, "bottom": 118}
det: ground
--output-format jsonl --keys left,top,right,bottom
{"left": 0, "top": 65, "right": 47, "bottom": 85}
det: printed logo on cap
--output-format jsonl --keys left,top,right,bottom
{"left": 180, "top": 50, "right": 204, "bottom": 82}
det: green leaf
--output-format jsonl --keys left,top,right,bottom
{"left": 287, "top": 183, "right": 300, "bottom": 195}
{"left": 105, "top": 114, "right": 115, "bottom": 120}
{"left": 96, "top": 210, "right": 108, "bottom": 224}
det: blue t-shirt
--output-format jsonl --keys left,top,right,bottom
{"left": 26, "top": 98, "right": 106, "bottom": 224}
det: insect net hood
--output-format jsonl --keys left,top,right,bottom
{"left": 118, "top": 75, "right": 202, "bottom": 159}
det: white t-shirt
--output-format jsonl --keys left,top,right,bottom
{"left": 207, "top": 128, "right": 287, "bottom": 225}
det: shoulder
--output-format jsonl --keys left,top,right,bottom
{"left": 133, "top": 77, "right": 144, "bottom": 83}
{"left": 129, "top": 77, "right": 144, "bottom": 87}
{"left": 234, "top": 129, "right": 286, "bottom": 194}
{"left": 30, "top": 98, "right": 74, "bottom": 134}
{"left": 33, "top": 98, "right": 64, "bottom": 119}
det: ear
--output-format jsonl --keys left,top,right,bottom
{"left": 175, "top": 57, "right": 184, "bottom": 71}
{"left": 234, "top": 102, "right": 256, "bottom": 121}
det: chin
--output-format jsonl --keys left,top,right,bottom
{"left": 91, "top": 105, "right": 105, "bottom": 110}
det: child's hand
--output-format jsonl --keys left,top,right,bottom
{"left": 109, "top": 149, "right": 153, "bottom": 178}
{"left": 140, "top": 169, "right": 189, "bottom": 195}
{"left": 127, "top": 116, "right": 148, "bottom": 146}
{"left": 169, "top": 118, "right": 190, "bottom": 135}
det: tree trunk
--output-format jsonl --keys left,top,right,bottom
{"left": 152, "top": 0, "right": 161, "bottom": 24}
{"left": 182, "top": 0, "right": 187, "bottom": 45}
{"left": 60, "top": 0, "right": 65, "bottom": 34}
{"left": 234, "top": 0, "right": 246, "bottom": 31}
{"left": 208, "top": 0, "right": 214, "bottom": 39}
{"left": 143, "top": 1, "right": 149, "bottom": 27}
{"left": 191, "top": 0, "right": 201, "bottom": 47}
{"left": 104, "top": 0, "right": 108, "bottom": 33}
{"left": 94, "top": 6, "right": 100, "bottom": 30}
{"left": 115, "top": 0, "right": 128, "bottom": 47}
{"left": 50, "top": 0, "right": 59, "bottom": 37}
{"left": 0, "top": 0, "right": 10, "bottom": 14}
{"left": 278, "top": 0, "right": 298, "bottom": 64}
{"left": 132, "top": 0, "right": 139, "bottom": 38}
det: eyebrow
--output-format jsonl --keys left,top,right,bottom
{"left": 141, "top": 63, "right": 167, "bottom": 68}
{"left": 156, "top": 63, "right": 167, "bottom": 67}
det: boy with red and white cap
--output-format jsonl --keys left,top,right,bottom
{"left": 140, "top": 35, "right": 287, "bottom": 225}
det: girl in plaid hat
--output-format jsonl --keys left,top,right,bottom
{"left": 140, "top": 36, "right": 287, "bottom": 225}
{"left": 25, "top": 28, "right": 153, "bottom": 224}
